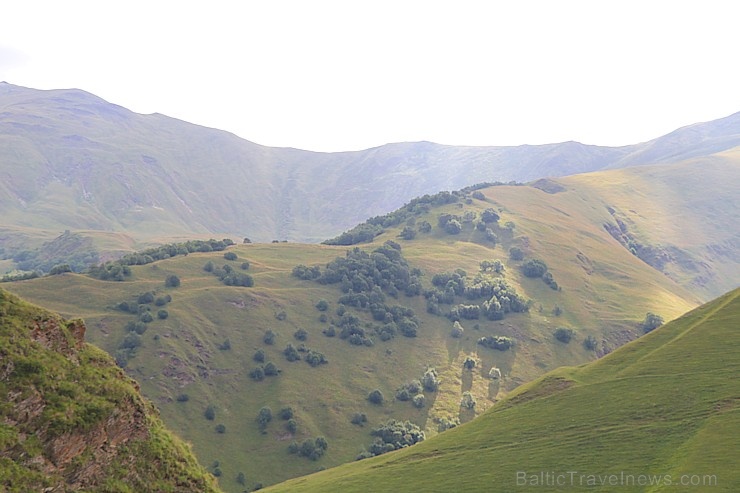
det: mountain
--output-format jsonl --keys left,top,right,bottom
{"left": 0, "top": 288, "right": 221, "bottom": 492}
{"left": 265, "top": 287, "right": 740, "bottom": 492}
{"left": 1, "top": 82, "right": 739, "bottom": 252}
{"left": 5, "top": 163, "right": 733, "bottom": 490}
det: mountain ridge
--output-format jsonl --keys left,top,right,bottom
{"left": 1, "top": 82, "right": 739, "bottom": 248}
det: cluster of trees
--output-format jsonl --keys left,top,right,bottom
{"left": 357, "top": 420, "right": 425, "bottom": 460}
{"left": 641, "top": 312, "right": 664, "bottom": 333}
{"left": 478, "top": 335, "right": 514, "bottom": 351}
{"left": 521, "top": 259, "right": 559, "bottom": 289}
{"left": 9, "top": 231, "right": 100, "bottom": 274}
{"left": 89, "top": 262, "right": 131, "bottom": 281}
{"left": 395, "top": 380, "right": 422, "bottom": 403}
{"left": 323, "top": 191, "right": 459, "bottom": 245}
{"left": 203, "top": 261, "right": 254, "bottom": 287}
{"left": 288, "top": 436, "right": 328, "bottom": 461}
{"left": 426, "top": 270, "right": 528, "bottom": 321}
{"left": 249, "top": 361, "right": 280, "bottom": 381}
{"left": 554, "top": 327, "right": 574, "bottom": 343}
{"left": 282, "top": 343, "right": 328, "bottom": 367}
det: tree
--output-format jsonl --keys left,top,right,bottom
{"left": 294, "top": 328, "right": 308, "bottom": 341}
{"left": 249, "top": 367, "right": 265, "bottom": 381}
{"left": 263, "top": 361, "right": 280, "bottom": 376}
{"left": 463, "top": 356, "right": 476, "bottom": 370}
{"left": 481, "top": 208, "right": 500, "bottom": 223}
{"left": 215, "top": 423, "right": 226, "bottom": 434}
{"left": 253, "top": 348, "right": 265, "bottom": 362}
{"left": 203, "top": 261, "right": 214, "bottom": 272}
{"left": 417, "top": 220, "right": 432, "bottom": 233}
{"left": 450, "top": 321, "right": 464, "bottom": 338}
{"left": 315, "top": 299, "right": 329, "bottom": 311}
{"left": 236, "top": 472, "right": 246, "bottom": 486}
{"left": 521, "top": 259, "right": 548, "bottom": 277}
{"left": 279, "top": 407, "right": 294, "bottom": 420}
{"left": 204, "top": 405, "right": 216, "bottom": 421}
{"left": 157, "top": 309, "right": 168, "bottom": 320}
{"left": 422, "top": 368, "right": 439, "bottom": 392}
{"left": 412, "top": 394, "right": 425, "bottom": 409}
{"left": 165, "top": 274, "right": 181, "bottom": 287}
{"left": 49, "top": 263, "right": 72, "bottom": 275}
{"left": 263, "top": 330, "right": 276, "bottom": 345}
{"left": 283, "top": 343, "right": 301, "bottom": 362}
{"left": 583, "top": 335, "right": 598, "bottom": 351}
{"left": 399, "top": 226, "right": 417, "bottom": 240}
{"left": 224, "top": 251, "right": 238, "bottom": 261}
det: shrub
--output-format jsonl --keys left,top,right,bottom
{"left": 286, "top": 419, "right": 297, "bottom": 434}
{"left": 412, "top": 394, "right": 425, "bottom": 409}
{"left": 359, "top": 420, "right": 425, "bottom": 459}
{"left": 294, "top": 328, "right": 308, "bottom": 341}
{"left": 241, "top": 261, "right": 250, "bottom": 270}
{"left": 488, "top": 367, "right": 502, "bottom": 379}
{"left": 224, "top": 251, "right": 238, "bottom": 261}
{"left": 463, "top": 356, "right": 476, "bottom": 370}
{"left": 253, "top": 349, "right": 265, "bottom": 362}
{"left": 509, "top": 247, "right": 524, "bottom": 261}
{"left": 351, "top": 412, "right": 368, "bottom": 426}
{"left": 422, "top": 368, "right": 439, "bottom": 392}
{"left": 176, "top": 393, "right": 190, "bottom": 402}
{"left": 165, "top": 274, "right": 181, "bottom": 287}
{"left": 554, "top": 327, "right": 574, "bottom": 343}
{"left": 521, "top": 259, "right": 548, "bottom": 278}
{"left": 249, "top": 367, "right": 265, "bottom": 381}
{"left": 257, "top": 406, "right": 272, "bottom": 430}
{"left": 203, "top": 261, "right": 215, "bottom": 272}
{"left": 236, "top": 472, "right": 246, "bottom": 486}
{"left": 450, "top": 321, "right": 464, "bottom": 338}
{"left": 438, "top": 416, "right": 460, "bottom": 432}
{"left": 583, "top": 335, "right": 598, "bottom": 351}
{"left": 315, "top": 299, "right": 329, "bottom": 311}
{"left": 215, "top": 424, "right": 226, "bottom": 434}
{"left": 279, "top": 407, "right": 294, "bottom": 420}
{"left": 305, "top": 349, "right": 327, "bottom": 367}
{"left": 218, "top": 339, "right": 231, "bottom": 350}
{"left": 444, "top": 219, "right": 463, "bottom": 235}
{"left": 139, "top": 312, "right": 154, "bottom": 323}
{"left": 263, "top": 330, "right": 276, "bottom": 345}
{"left": 137, "top": 291, "right": 155, "bottom": 304}
{"left": 283, "top": 344, "right": 301, "bottom": 362}
{"left": 460, "top": 391, "right": 476, "bottom": 409}
{"left": 157, "top": 309, "right": 169, "bottom": 320}
{"left": 263, "top": 361, "right": 280, "bottom": 376}
{"left": 204, "top": 405, "right": 216, "bottom": 421}
{"left": 368, "top": 389, "right": 384, "bottom": 405}
{"left": 478, "top": 335, "right": 514, "bottom": 351}
{"left": 641, "top": 312, "right": 664, "bottom": 333}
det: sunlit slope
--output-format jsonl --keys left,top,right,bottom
{"left": 2, "top": 177, "right": 707, "bottom": 490}
{"left": 265, "top": 288, "right": 740, "bottom": 493}
{"left": 562, "top": 149, "right": 740, "bottom": 299}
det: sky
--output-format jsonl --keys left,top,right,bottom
{"left": 1, "top": 0, "right": 739, "bottom": 152}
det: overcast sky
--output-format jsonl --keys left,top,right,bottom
{"left": 2, "top": 1, "right": 738, "bottom": 152}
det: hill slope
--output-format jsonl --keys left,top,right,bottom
{"left": 0, "top": 289, "right": 221, "bottom": 492}
{"left": 1, "top": 82, "right": 739, "bottom": 252}
{"left": 265, "top": 288, "right": 740, "bottom": 492}
{"left": 3, "top": 169, "right": 719, "bottom": 490}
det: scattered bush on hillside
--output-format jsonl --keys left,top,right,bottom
{"left": 357, "top": 420, "right": 425, "bottom": 460}
{"left": 417, "top": 220, "right": 432, "bottom": 233}
{"left": 583, "top": 335, "right": 598, "bottom": 351}
{"left": 263, "top": 361, "right": 280, "bottom": 376}
{"left": 395, "top": 380, "right": 422, "bottom": 401}
{"left": 289, "top": 437, "right": 328, "bottom": 461}
{"left": 224, "top": 251, "right": 238, "bottom": 261}
{"left": 256, "top": 406, "right": 272, "bottom": 432}
{"left": 488, "top": 367, "right": 502, "bottom": 379}
{"left": 463, "top": 356, "right": 477, "bottom": 370}
{"left": 292, "top": 264, "right": 321, "bottom": 280}
{"left": 444, "top": 219, "right": 463, "bottom": 235}
{"left": 263, "top": 330, "right": 276, "bottom": 345}
{"left": 521, "top": 259, "right": 548, "bottom": 278}
{"left": 218, "top": 339, "right": 231, "bottom": 350}
{"left": 215, "top": 424, "right": 226, "bottom": 434}
{"left": 49, "top": 263, "right": 72, "bottom": 275}
{"left": 249, "top": 367, "right": 265, "bottom": 381}
{"left": 176, "top": 393, "right": 190, "bottom": 402}
{"left": 315, "top": 299, "right": 329, "bottom": 311}
{"left": 460, "top": 391, "right": 476, "bottom": 409}
{"left": 412, "top": 394, "right": 425, "bottom": 409}
{"left": 451, "top": 320, "right": 465, "bottom": 338}
{"left": 437, "top": 416, "right": 460, "bottom": 432}
{"left": 481, "top": 208, "right": 500, "bottom": 224}
{"left": 294, "top": 328, "right": 308, "bottom": 341}
{"left": 480, "top": 259, "right": 505, "bottom": 274}
{"left": 399, "top": 226, "right": 417, "bottom": 240}
{"left": 286, "top": 419, "right": 297, "bottom": 434}
{"left": 478, "top": 335, "right": 514, "bottom": 351}
{"left": 164, "top": 274, "right": 180, "bottom": 287}
{"left": 203, "top": 261, "right": 215, "bottom": 272}
{"left": 204, "top": 405, "right": 216, "bottom": 421}
{"left": 368, "top": 389, "right": 384, "bottom": 405}
{"left": 279, "top": 407, "right": 294, "bottom": 420}
{"left": 641, "top": 312, "right": 664, "bottom": 333}
{"left": 304, "top": 349, "right": 328, "bottom": 367}
{"left": 509, "top": 247, "right": 524, "bottom": 261}
{"left": 351, "top": 412, "right": 368, "bottom": 426}
{"left": 554, "top": 327, "right": 574, "bottom": 343}
{"left": 240, "top": 261, "right": 250, "bottom": 270}
{"left": 253, "top": 349, "right": 265, "bottom": 362}
{"left": 283, "top": 344, "right": 301, "bottom": 362}
{"left": 422, "top": 367, "right": 440, "bottom": 392}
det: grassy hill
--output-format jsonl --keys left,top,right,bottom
{"left": 1, "top": 82, "right": 739, "bottom": 254}
{"left": 265, "top": 287, "right": 740, "bottom": 492}
{"left": 0, "top": 288, "right": 221, "bottom": 492}
{"left": 3, "top": 171, "right": 717, "bottom": 490}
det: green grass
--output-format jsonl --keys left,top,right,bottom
{"left": 2, "top": 180, "right": 707, "bottom": 490}
{"left": 0, "top": 289, "right": 221, "bottom": 492}
{"left": 264, "top": 288, "right": 740, "bottom": 492}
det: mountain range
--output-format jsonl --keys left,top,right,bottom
{"left": 1, "top": 81, "right": 739, "bottom": 247}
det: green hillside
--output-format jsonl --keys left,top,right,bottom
{"left": 265, "top": 288, "right": 740, "bottom": 492}
{"left": 0, "top": 289, "right": 221, "bottom": 492}
{"left": 3, "top": 174, "right": 712, "bottom": 490}
{"left": 1, "top": 82, "right": 739, "bottom": 253}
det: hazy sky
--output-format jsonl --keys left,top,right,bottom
{"left": 2, "top": 1, "right": 738, "bottom": 152}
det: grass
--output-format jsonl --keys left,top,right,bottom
{"left": 2, "top": 179, "right": 708, "bottom": 490}
{"left": 264, "top": 288, "right": 740, "bottom": 492}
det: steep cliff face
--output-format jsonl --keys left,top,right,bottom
{"left": 0, "top": 289, "right": 221, "bottom": 492}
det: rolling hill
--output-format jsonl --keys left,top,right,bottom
{"left": 264, "top": 287, "right": 740, "bottom": 492}
{"left": 1, "top": 82, "right": 739, "bottom": 253}
{"left": 5, "top": 161, "right": 735, "bottom": 490}
{"left": 0, "top": 288, "right": 221, "bottom": 492}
